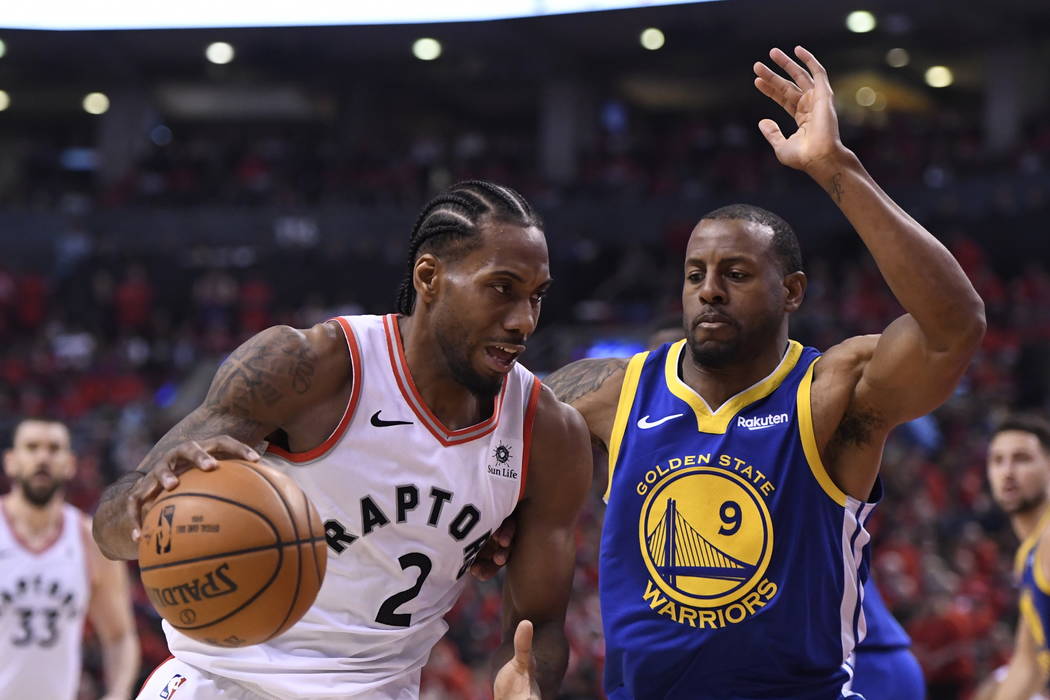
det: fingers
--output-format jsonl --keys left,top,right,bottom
{"left": 793, "top": 45, "right": 829, "bottom": 84}
{"left": 769, "top": 47, "right": 813, "bottom": 91}
{"left": 198, "top": 435, "right": 261, "bottom": 462}
{"left": 513, "top": 620, "right": 535, "bottom": 670}
{"left": 753, "top": 73, "right": 800, "bottom": 118}
{"left": 493, "top": 515, "right": 517, "bottom": 548}
{"left": 126, "top": 473, "right": 161, "bottom": 540}
{"left": 758, "top": 119, "right": 787, "bottom": 150}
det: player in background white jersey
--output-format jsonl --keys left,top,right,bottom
{"left": 1, "top": 418, "right": 140, "bottom": 700}
{"left": 92, "top": 180, "right": 592, "bottom": 700}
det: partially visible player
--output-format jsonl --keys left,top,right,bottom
{"left": 1, "top": 418, "right": 140, "bottom": 700}
{"left": 92, "top": 180, "right": 591, "bottom": 699}
{"left": 974, "top": 415, "right": 1050, "bottom": 700}
{"left": 542, "top": 46, "right": 984, "bottom": 698}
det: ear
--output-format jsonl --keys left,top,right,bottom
{"left": 413, "top": 253, "right": 441, "bottom": 306}
{"left": 783, "top": 271, "right": 807, "bottom": 313}
{"left": 2, "top": 449, "right": 14, "bottom": 479}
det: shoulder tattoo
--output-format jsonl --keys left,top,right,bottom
{"left": 544, "top": 358, "right": 626, "bottom": 405}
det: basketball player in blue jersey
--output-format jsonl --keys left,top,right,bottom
{"left": 974, "top": 415, "right": 1050, "bottom": 700}
{"left": 91, "top": 181, "right": 592, "bottom": 699}
{"left": 539, "top": 46, "right": 985, "bottom": 699}
{"left": 643, "top": 324, "right": 927, "bottom": 700}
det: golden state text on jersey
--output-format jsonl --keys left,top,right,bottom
{"left": 599, "top": 340, "right": 879, "bottom": 700}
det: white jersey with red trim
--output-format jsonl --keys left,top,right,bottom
{"left": 165, "top": 313, "right": 541, "bottom": 699}
{"left": 0, "top": 503, "right": 90, "bottom": 700}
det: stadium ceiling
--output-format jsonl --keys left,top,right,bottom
{"left": 0, "top": 0, "right": 711, "bottom": 30}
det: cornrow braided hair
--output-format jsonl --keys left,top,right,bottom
{"left": 395, "top": 180, "right": 543, "bottom": 316}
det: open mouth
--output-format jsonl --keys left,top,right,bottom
{"left": 484, "top": 343, "right": 524, "bottom": 371}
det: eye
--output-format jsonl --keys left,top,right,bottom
{"left": 530, "top": 291, "right": 547, "bottom": 305}
{"left": 727, "top": 270, "right": 749, "bottom": 281}
{"left": 687, "top": 272, "right": 703, "bottom": 284}
{"left": 491, "top": 284, "right": 511, "bottom": 296}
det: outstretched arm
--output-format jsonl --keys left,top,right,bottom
{"left": 494, "top": 387, "right": 592, "bottom": 698}
{"left": 754, "top": 46, "right": 984, "bottom": 495}
{"left": 991, "top": 611, "right": 1048, "bottom": 700}
{"left": 93, "top": 322, "right": 349, "bottom": 559}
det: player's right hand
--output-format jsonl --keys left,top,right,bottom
{"left": 127, "top": 436, "right": 260, "bottom": 542}
{"left": 493, "top": 620, "right": 541, "bottom": 700}
{"left": 470, "top": 512, "right": 517, "bottom": 581}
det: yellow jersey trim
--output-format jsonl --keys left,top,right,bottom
{"left": 663, "top": 339, "right": 804, "bottom": 434}
{"left": 1034, "top": 543, "right": 1050, "bottom": 596}
{"left": 1015, "top": 507, "right": 1050, "bottom": 579}
{"left": 1020, "top": 588, "right": 1050, "bottom": 670}
{"left": 604, "top": 351, "right": 649, "bottom": 503}
{"left": 796, "top": 358, "right": 849, "bottom": 507}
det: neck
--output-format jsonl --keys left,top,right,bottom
{"left": 681, "top": 328, "right": 790, "bottom": 411}
{"left": 397, "top": 314, "right": 492, "bottom": 430}
{"left": 1011, "top": 500, "right": 1050, "bottom": 542}
{"left": 3, "top": 490, "right": 64, "bottom": 539}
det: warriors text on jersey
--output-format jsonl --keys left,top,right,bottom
{"left": 1014, "top": 511, "right": 1050, "bottom": 673}
{"left": 600, "top": 339, "right": 879, "bottom": 699}
{"left": 166, "top": 314, "right": 541, "bottom": 698}
{"left": 0, "top": 503, "right": 91, "bottom": 700}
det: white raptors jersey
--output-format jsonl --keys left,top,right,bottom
{"left": 167, "top": 314, "right": 541, "bottom": 699}
{"left": 0, "top": 503, "right": 91, "bottom": 700}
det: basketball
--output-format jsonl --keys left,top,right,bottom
{"left": 138, "top": 459, "right": 327, "bottom": 647}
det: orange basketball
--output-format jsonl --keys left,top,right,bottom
{"left": 138, "top": 459, "right": 327, "bottom": 647}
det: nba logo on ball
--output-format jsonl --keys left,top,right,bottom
{"left": 159, "top": 673, "right": 187, "bottom": 698}
{"left": 156, "top": 504, "right": 176, "bottom": 555}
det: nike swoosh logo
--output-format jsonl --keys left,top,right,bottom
{"left": 637, "top": 413, "right": 684, "bottom": 429}
{"left": 370, "top": 410, "right": 413, "bottom": 428}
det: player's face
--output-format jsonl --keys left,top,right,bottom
{"left": 432, "top": 221, "right": 551, "bottom": 398}
{"left": 987, "top": 430, "right": 1050, "bottom": 515}
{"left": 682, "top": 219, "right": 791, "bottom": 367}
{"left": 3, "top": 421, "right": 74, "bottom": 508}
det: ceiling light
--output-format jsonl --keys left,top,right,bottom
{"left": 83, "top": 92, "right": 109, "bottom": 115}
{"left": 205, "top": 41, "right": 235, "bottom": 65}
{"left": 412, "top": 38, "right": 442, "bottom": 61}
{"left": 925, "top": 66, "right": 953, "bottom": 88}
{"left": 846, "top": 11, "right": 876, "bottom": 33}
{"left": 640, "top": 28, "right": 665, "bottom": 51}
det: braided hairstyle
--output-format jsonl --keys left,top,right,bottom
{"left": 395, "top": 180, "right": 543, "bottom": 316}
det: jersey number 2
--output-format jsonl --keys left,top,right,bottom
{"left": 376, "top": 553, "right": 432, "bottom": 627}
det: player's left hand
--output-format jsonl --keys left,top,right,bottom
{"left": 753, "top": 46, "right": 845, "bottom": 173}
{"left": 493, "top": 620, "right": 541, "bottom": 700}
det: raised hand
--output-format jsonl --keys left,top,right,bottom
{"left": 493, "top": 620, "right": 541, "bottom": 700}
{"left": 753, "top": 46, "right": 845, "bottom": 174}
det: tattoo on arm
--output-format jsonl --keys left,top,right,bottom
{"left": 133, "top": 327, "right": 321, "bottom": 475}
{"left": 543, "top": 358, "right": 625, "bottom": 405}
{"left": 828, "top": 172, "right": 844, "bottom": 203}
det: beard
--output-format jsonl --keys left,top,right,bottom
{"left": 17, "top": 475, "right": 65, "bottom": 508}
{"left": 1004, "top": 491, "right": 1047, "bottom": 516}
{"left": 433, "top": 313, "right": 503, "bottom": 401}
{"left": 686, "top": 308, "right": 782, "bottom": 369}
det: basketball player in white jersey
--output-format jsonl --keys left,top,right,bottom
{"left": 1, "top": 418, "right": 140, "bottom": 700}
{"left": 92, "top": 180, "right": 592, "bottom": 700}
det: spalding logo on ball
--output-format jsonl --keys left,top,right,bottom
{"left": 139, "top": 459, "right": 327, "bottom": 647}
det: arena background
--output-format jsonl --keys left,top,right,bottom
{"left": 1, "top": 0, "right": 1049, "bottom": 696}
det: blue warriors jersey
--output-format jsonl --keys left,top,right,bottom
{"left": 1014, "top": 516, "right": 1050, "bottom": 674}
{"left": 856, "top": 578, "right": 910, "bottom": 651}
{"left": 600, "top": 339, "right": 879, "bottom": 699}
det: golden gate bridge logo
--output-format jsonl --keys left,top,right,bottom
{"left": 638, "top": 466, "right": 773, "bottom": 608}
{"left": 646, "top": 497, "right": 756, "bottom": 589}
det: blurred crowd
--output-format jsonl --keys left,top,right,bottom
{"left": 0, "top": 107, "right": 1049, "bottom": 698}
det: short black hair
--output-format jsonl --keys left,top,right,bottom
{"left": 395, "top": 181, "right": 543, "bottom": 316}
{"left": 994, "top": 414, "right": 1050, "bottom": 452}
{"left": 702, "top": 203, "right": 803, "bottom": 275}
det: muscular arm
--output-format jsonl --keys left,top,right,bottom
{"left": 93, "top": 322, "right": 349, "bottom": 559}
{"left": 755, "top": 47, "right": 984, "bottom": 498}
{"left": 495, "top": 387, "right": 592, "bottom": 697}
{"left": 83, "top": 517, "right": 140, "bottom": 700}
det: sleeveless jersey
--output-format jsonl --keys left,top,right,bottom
{"left": 166, "top": 314, "right": 542, "bottom": 699}
{"left": 600, "top": 339, "right": 879, "bottom": 700}
{"left": 0, "top": 503, "right": 91, "bottom": 700}
{"left": 1014, "top": 513, "right": 1050, "bottom": 674}
{"left": 856, "top": 577, "right": 910, "bottom": 651}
